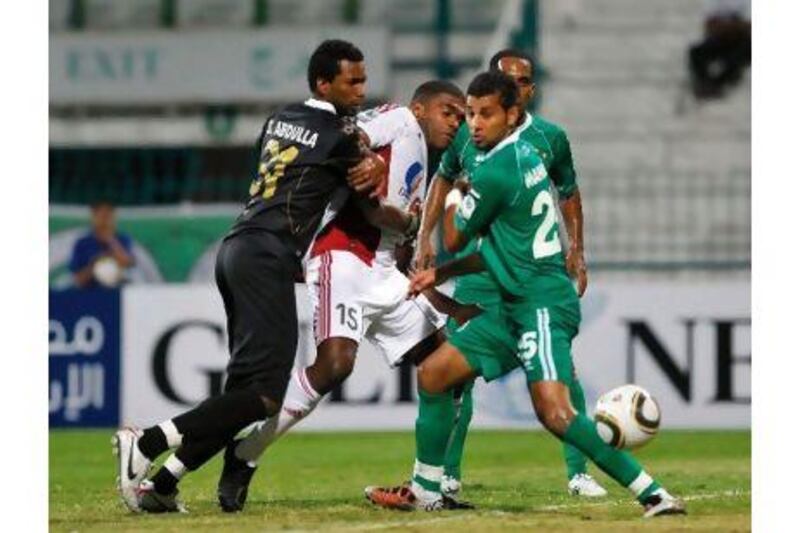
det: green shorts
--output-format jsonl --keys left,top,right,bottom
{"left": 512, "top": 303, "right": 578, "bottom": 385}
{"left": 447, "top": 309, "right": 519, "bottom": 382}
{"left": 449, "top": 299, "right": 580, "bottom": 385}
{"left": 445, "top": 274, "right": 503, "bottom": 336}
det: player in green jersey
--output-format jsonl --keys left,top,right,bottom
{"left": 366, "top": 72, "right": 685, "bottom": 518}
{"left": 416, "top": 49, "right": 601, "bottom": 498}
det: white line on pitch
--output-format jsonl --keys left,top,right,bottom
{"left": 536, "top": 489, "right": 750, "bottom": 512}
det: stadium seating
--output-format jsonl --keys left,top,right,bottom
{"left": 48, "top": 0, "right": 750, "bottom": 273}
{"left": 538, "top": 0, "right": 750, "bottom": 270}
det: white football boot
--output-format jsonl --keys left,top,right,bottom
{"left": 642, "top": 488, "right": 687, "bottom": 518}
{"left": 112, "top": 427, "right": 152, "bottom": 512}
{"left": 567, "top": 473, "right": 608, "bottom": 497}
{"left": 440, "top": 475, "right": 462, "bottom": 497}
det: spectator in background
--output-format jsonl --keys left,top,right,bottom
{"left": 68, "top": 201, "right": 135, "bottom": 288}
{"left": 689, "top": 0, "right": 751, "bottom": 100}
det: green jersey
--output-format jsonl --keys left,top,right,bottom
{"left": 452, "top": 128, "right": 576, "bottom": 305}
{"left": 438, "top": 113, "right": 578, "bottom": 198}
{"left": 437, "top": 113, "right": 578, "bottom": 306}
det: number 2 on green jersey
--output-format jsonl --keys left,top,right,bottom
{"left": 532, "top": 190, "right": 562, "bottom": 259}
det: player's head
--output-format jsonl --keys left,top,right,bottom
{"left": 90, "top": 200, "right": 117, "bottom": 236}
{"left": 409, "top": 80, "right": 465, "bottom": 150}
{"left": 465, "top": 71, "right": 520, "bottom": 150}
{"left": 489, "top": 48, "right": 535, "bottom": 109}
{"left": 307, "top": 40, "right": 367, "bottom": 115}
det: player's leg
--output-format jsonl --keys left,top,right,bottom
{"left": 439, "top": 378, "right": 602, "bottom": 499}
{"left": 412, "top": 342, "right": 477, "bottom": 508}
{"left": 218, "top": 251, "right": 366, "bottom": 511}
{"left": 231, "top": 338, "right": 359, "bottom": 461}
{"left": 144, "top": 376, "right": 282, "bottom": 512}
{"left": 442, "top": 378, "right": 474, "bottom": 494}
{"left": 563, "top": 371, "right": 587, "bottom": 480}
{"left": 436, "top": 302, "right": 494, "bottom": 498}
{"left": 217, "top": 339, "right": 358, "bottom": 512}
{"left": 367, "top": 310, "right": 518, "bottom": 511}
{"left": 114, "top": 233, "right": 297, "bottom": 512}
{"left": 230, "top": 251, "right": 366, "bottom": 459}
{"left": 563, "top": 374, "right": 607, "bottom": 496}
{"left": 521, "top": 306, "right": 685, "bottom": 517}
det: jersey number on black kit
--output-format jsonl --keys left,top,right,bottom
{"left": 249, "top": 139, "right": 300, "bottom": 200}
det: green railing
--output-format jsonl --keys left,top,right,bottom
{"left": 49, "top": 147, "right": 256, "bottom": 205}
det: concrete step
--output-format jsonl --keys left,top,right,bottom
{"left": 539, "top": 29, "right": 695, "bottom": 83}
{"left": 390, "top": 69, "right": 439, "bottom": 104}
{"left": 393, "top": 32, "right": 494, "bottom": 63}
{"left": 541, "top": 0, "right": 704, "bottom": 33}
{"left": 568, "top": 136, "right": 750, "bottom": 176}
{"left": 382, "top": 0, "right": 504, "bottom": 29}
{"left": 539, "top": 80, "right": 750, "bottom": 137}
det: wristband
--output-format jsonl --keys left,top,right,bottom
{"left": 403, "top": 212, "right": 421, "bottom": 241}
{"left": 444, "top": 189, "right": 463, "bottom": 210}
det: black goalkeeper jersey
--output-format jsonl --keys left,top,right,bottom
{"left": 228, "top": 98, "right": 361, "bottom": 259}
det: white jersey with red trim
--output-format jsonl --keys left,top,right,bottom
{"left": 309, "top": 104, "right": 427, "bottom": 267}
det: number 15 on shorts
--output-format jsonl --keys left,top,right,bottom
{"left": 336, "top": 303, "right": 359, "bottom": 331}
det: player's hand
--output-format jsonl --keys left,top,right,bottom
{"left": 403, "top": 199, "right": 422, "bottom": 243}
{"left": 348, "top": 153, "right": 387, "bottom": 198}
{"left": 412, "top": 237, "right": 436, "bottom": 272}
{"left": 452, "top": 178, "right": 471, "bottom": 195}
{"left": 566, "top": 246, "right": 588, "bottom": 297}
{"left": 407, "top": 198, "right": 422, "bottom": 218}
{"left": 408, "top": 268, "right": 437, "bottom": 298}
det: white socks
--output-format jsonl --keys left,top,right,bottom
{"left": 235, "top": 367, "right": 323, "bottom": 464}
{"left": 628, "top": 471, "right": 655, "bottom": 497}
{"left": 411, "top": 460, "right": 444, "bottom": 503}
{"left": 163, "top": 454, "right": 187, "bottom": 481}
{"left": 159, "top": 420, "right": 183, "bottom": 448}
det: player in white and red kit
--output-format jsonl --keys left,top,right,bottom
{"left": 216, "top": 81, "right": 466, "bottom": 512}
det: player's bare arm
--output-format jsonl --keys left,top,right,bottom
{"left": 441, "top": 187, "right": 472, "bottom": 253}
{"left": 354, "top": 195, "right": 420, "bottom": 238}
{"left": 105, "top": 237, "right": 135, "bottom": 268}
{"left": 414, "top": 175, "right": 452, "bottom": 269}
{"left": 408, "top": 252, "right": 485, "bottom": 296}
{"left": 559, "top": 188, "right": 588, "bottom": 296}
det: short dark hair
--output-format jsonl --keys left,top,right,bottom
{"left": 467, "top": 71, "right": 518, "bottom": 110}
{"left": 89, "top": 199, "right": 115, "bottom": 210}
{"left": 307, "top": 40, "right": 364, "bottom": 93}
{"left": 488, "top": 48, "right": 535, "bottom": 72}
{"left": 411, "top": 80, "right": 464, "bottom": 104}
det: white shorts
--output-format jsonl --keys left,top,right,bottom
{"left": 305, "top": 250, "right": 446, "bottom": 367}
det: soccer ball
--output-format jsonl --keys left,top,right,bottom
{"left": 93, "top": 256, "right": 122, "bottom": 287}
{"left": 594, "top": 385, "right": 661, "bottom": 450}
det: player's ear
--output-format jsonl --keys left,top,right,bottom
{"left": 315, "top": 78, "right": 330, "bottom": 98}
{"left": 507, "top": 105, "right": 520, "bottom": 127}
{"left": 410, "top": 100, "right": 426, "bottom": 121}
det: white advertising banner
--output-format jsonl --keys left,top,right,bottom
{"left": 121, "top": 282, "right": 750, "bottom": 430}
{"left": 50, "top": 29, "right": 389, "bottom": 105}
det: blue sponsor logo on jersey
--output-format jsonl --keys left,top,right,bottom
{"left": 401, "top": 161, "right": 424, "bottom": 200}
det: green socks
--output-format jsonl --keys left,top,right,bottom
{"left": 440, "top": 378, "right": 595, "bottom": 483}
{"left": 413, "top": 389, "right": 456, "bottom": 495}
{"left": 444, "top": 380, "right": 474, "bottom": 480}
{"left": 564, "top": 377, "right": 589, "bottom": 480}
{"left": 563, "top": 414, "right": 661, "bottom": 502}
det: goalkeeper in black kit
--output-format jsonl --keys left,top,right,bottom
{"left": 112, "top": 40, "right": 412, "bottom": 513}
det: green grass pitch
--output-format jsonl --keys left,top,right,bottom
{"left": 50, "top": 429, "right": 750, "bottom": 532}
